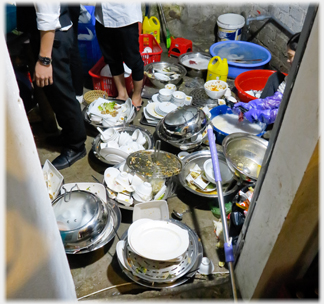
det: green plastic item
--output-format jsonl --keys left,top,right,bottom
{"left": 210, "top": 202, "right": 232, "bottom": 218}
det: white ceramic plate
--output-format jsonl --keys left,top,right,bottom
{"left": 151, "top": 94, "right": 161, "bottom": 103}
{"left": 60, "top": 182, "right": 107, "bottom": 203}
{"left": 116, "top": 240, "right": 128, "bottom": 269}
{"left": 132, "top": 200, "right": 169, "bottom": 222}
{"left": 104, "top": 154, "right": 126, "bottom": 164}
{"left": 143, "top": 107, "right": 160, "bottom": 122}
{"left": 129, "top": 220, "right": 189, "bottom": 261}
{"left": 146, "top": 103, "right": 164, "bottom": 119}
{"left": 156, "top": 102, "right": 177, "bottom": 114}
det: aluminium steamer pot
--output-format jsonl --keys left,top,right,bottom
{"left": 52, "top": 188, "right": 109, "bottom": 251}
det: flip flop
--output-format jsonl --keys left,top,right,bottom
{"left": 132, "top": 101, "right": 144, "bottom": 112}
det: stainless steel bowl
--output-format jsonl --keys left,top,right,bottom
{"left": 52, "top": 189, "right": 109, "bottom": 251}
{"left": 162, "top": 105, "right": 209, "bottom": 139}
{"left": 156, "top": 120, "right": 206, "bottom": 151}
{"left": 178, "top": 150, "right": 239, "bottom": 199}
{"left": 178, "top": 52, "right": 211, "bottom": 79}
{"left": 144, "top": 61, "right": 187, "bottom": 89}
{"left": 222, "top": 133, "right": 269, "bottom": 182}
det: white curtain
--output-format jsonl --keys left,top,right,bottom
{"left": 4, "top": 33, "right": 77, "bottom": 300}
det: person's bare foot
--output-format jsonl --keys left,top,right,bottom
{"left": 116, "top": 94, "right": 129, "bottom": 101}
{"left": 131, "top": 94, "right": 142, "bottom": 108}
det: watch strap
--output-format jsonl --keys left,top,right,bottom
{"left": 38, "top": 55, "right": 52, "bottom": 66}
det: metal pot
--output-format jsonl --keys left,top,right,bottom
{"left": 162, "top": 105, "right": 209, "bottom": 139}
{"left": 52, "top": 187, "right": 109, "bottom": 250}
{"left": 178, "top": 52, "right": 211, "bottom": 79}
{"left": 222, "top": 133, "right": 268, "bottom": 183}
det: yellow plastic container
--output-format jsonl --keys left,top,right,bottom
{"left": 206, "top": 56, "right": 228, "bottom": 82}
{"left": 143, "top": 16, "right": 161, "bottom": 44}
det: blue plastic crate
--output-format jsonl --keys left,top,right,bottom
{"left": 78, "top": 6, "right": 102, "bottom": 75}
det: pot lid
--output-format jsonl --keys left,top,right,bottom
{"left": 163, "top": 106, "right": 198, "bottom": 127}
{"left": 52, "top": 190, "right": 101, "bottom": 232}
{"left": 126, "top": 149, "right": 182, "bottom": 179}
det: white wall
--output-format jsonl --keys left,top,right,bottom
{"left": 4, "top": 33, "right": 77, "bottom": 300}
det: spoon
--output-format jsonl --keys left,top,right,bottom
{"left": 172, "top": 209, "right": 190, "bottom": 220}
{"left": 97, "top": 127, "right": 107, "bottom": 139}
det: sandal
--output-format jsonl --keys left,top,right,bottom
{"left": 132, "top": 101, "right": 144, "bottom": 112}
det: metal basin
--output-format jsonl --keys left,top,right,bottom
{"left": 144, "top": 61, "right": 187, "bottom": 89}
{"left": 178, "top": 150, "right": 239, "bottom": 198}
{"left": 222, "top": 133, "right": 268, "bottom": 183}
{"left": 178, "top": 52, "right": 211, "bottom": 79}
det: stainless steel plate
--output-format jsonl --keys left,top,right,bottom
{"left": 117, "top": 219, "right": 203, "bottom": 289}
{"left": 92, "top": 125, "right": 154, "bottom": 165}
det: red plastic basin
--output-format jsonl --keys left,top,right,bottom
{"left": 234, "top": 69, "right": 277, "bottom": 103}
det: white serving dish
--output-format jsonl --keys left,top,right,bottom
{"left": 132, "top": 200, "right": 169, "bottom": 222}
{"left": 42, "top": 159, "right": 64, "bottom": 201}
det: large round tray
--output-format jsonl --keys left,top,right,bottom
{"left": 92, "top": 125, "right": 154, "bottom": 165}
{"left": 82, "top": 98, "right": 136, "bottom": 129}
{"left": 104, "top": 161, "right": 177, "bottom": 211}
{"left": 126, "top": 149, "right": 182, "bottom": 179}
{"left": 65, "top": 197, "right": 121, "bottom": 254}
{"left": 190, "top": 88, "right": 219, "bottom": 108}
{"left": 178, "top": 150, "right": 239, "bottom": 198}
{"left": 117, "top": 219, "right": 203, "bottom": 289}
{"left": 178, "top": 52, "right": 211, "bottom": 79}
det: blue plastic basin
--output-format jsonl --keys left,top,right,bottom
{"left": 209, "top": 41, "right": 271, "bottom": 79}
{"left": 209, "top": 105, "right": 267, "bottom": 144}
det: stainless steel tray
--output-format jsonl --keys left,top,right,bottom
{"left": 92, "top": 125, "right": 154, "bottom": 165}
{"left": 178, "top": 150, "right": 239, "bottom": 198}
{"left": 117, "top": 219, "right": 203, "bottom": 289}
{"left": 190, "top": 88, "right": 219, "bottom": 108}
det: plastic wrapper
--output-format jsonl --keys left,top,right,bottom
{"left": 233, "top": 91, "right": 283, "bottom": 124}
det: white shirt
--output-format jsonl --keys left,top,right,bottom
{"left": 95, "top": 3, "right": 142, "bottom": 28}
{"left": 35, "top": 3, "right": 72, "bottom": 31}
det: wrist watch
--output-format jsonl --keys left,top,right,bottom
{"left": 38, "top": 55, "right": 52, "bottom": 66}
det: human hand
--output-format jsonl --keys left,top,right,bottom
{"left": 34, "top": 61, "right": 53, "bottom": 87}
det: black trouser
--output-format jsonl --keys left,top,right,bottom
{"left": 260, "top": 71, "right": 286, "bottom": 99}
{"left": 95, "top": 21, "right": 144, "bottom": 81}
{"left": 31, "top": 28, "right": 86, "bottom": 151}
{"left": 68, "top": 5, "right": 84, "bottom": 96}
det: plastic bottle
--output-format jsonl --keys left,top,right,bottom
{"left": 206, "top": 56, "right": 228, "bottom": 82}
{"left": 143, "top": 16, "right": 161, "bottom": 43}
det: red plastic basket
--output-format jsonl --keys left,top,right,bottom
{"left": 139, "top": 34, "right": 163, "bottom": 66}
{"left": 88, "top": 57, "right": 134, "bottom": 97}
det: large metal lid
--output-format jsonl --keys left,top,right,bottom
{"left": 126, "top": 149, "right": 182, "bottom": 179}
{"left": 164, "top": 106, "right": 198, "bottom": 126}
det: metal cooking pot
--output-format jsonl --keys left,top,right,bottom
{"left": 162, "top": 106, "right": 209, "bottom": 139}
{"left": 52, "top": 187, "right": 109, "bottom": 250}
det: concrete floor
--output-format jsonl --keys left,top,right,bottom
{"left": 28, "top": 41, "right": 240, "bottom": 300}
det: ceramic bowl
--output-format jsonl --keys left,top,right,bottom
{"left": 204, "top": 80, "right": 228, "bottom": 99}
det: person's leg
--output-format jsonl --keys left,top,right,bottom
{"left": 95, "top": 21, "right": 126, "bottom": 99}
{"left": 118, "top": 23, "right": 144, "bottom": 108}
{"left": 43, "top": 29, "right": 87, "bottom": 169}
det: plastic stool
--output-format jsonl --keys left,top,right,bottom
{"left": 168, "top": 38, "right": 193, "bottom": 57}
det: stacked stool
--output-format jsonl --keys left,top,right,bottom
{"left": 168, "top": 37, "right": 193, "bottom": 57}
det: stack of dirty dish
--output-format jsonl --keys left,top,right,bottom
{"left": 116, "top": 218, "right": 201, "bottom": 284}
{"left": 104, "top": 166, "right": 168, "bottom": 207}
{"left": 99, "top": 129, "right": 147, "bottom": 165}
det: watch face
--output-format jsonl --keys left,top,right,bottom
{"left": 39, "top": 56, "right": 51, "bottom": 66}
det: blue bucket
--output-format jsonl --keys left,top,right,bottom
{"left": 209, "top": 105, "right": 267, "bottom": 144}
{"left": 209, "top": 41, "right": 271, "bottom": 79}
